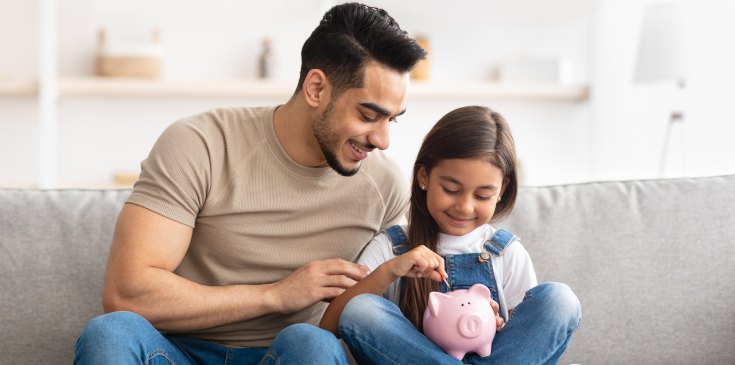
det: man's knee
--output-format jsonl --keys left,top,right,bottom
{"left": 76, "top": 311, "right": 153, "bottom": 351}
{"left": 271, "top": 323, "right": 346, "bottom": 363}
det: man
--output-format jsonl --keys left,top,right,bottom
{"left": 74, "top": 3, "right": 426, "bottom": 364}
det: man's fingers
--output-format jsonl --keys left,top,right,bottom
{"left": 320, "top": 274, "right": 358, "bottom": 289}
{"left": 320, "top": 259, "right": 369, "bottom": 280}
{"left": 319, "top": 287, "right": 346, "bottom": 303}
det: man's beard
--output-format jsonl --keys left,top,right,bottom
{"left": 311, "top": 101, "right": 361, "bottom": 177}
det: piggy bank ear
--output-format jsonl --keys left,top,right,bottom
{"left": 467, "top": 284, "right": 491, "bottom": 301}
{"left": 427, "top": 292, "right": 451, "bottom": 317}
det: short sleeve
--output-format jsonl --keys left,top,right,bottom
{"left": 357, "top": 231, "right": 402, "bottom": 305}
{"left": 502, "top": 241, "right": 539, "bottom": 310}
{"left": 126, "top": 117, "right": 213, "bottom": 228}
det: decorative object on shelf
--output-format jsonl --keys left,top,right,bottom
{"left": 258, "top": 38, "right": 274, "bottom": 79}
{"left": 411, "top": 35, "right": 430, "bottom": 81}
{"left": 113, "top": 171, "right": 140, "bottom": 185}
{"left": 499, "top": 56, "right": 572, "bottom": 84}
{"left": 96, "top": 28, "right": 162, "bottom": 78}
{"left": 633, "top": 3, "right": 688, "bottom": 178}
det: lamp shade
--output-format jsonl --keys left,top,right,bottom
{"left": 634, "top": 3, "right": 688, "bottom": 83}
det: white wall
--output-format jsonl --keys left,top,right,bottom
{"left": 1, "top": 0, "right": 733, "bottom": 189}
{"left": 589, "top": 0, "right": 735, "bottom": 182}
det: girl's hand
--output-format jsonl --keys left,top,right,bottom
{"left": 490, "top": 299, "right": 506, "bottom": 331}
{"left": 385, "top": 245, "right": 447, "bottom": 282}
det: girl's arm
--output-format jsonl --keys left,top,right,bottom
{"left": 319, "top": 245, "right": 447, "bottom": 336}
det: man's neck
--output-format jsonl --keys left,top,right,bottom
{"left": 272, "top": 96, "right": 328, "bottom": 168}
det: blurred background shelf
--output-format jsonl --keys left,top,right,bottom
{"left": 0, "top": 77, "right": 589, "bottom": 101}
{"left": 0, "top": 79, "right": 37, "bottom": 96}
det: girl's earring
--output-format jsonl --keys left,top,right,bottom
{"left": 498, "top": 196, "right": 502, "bottom": 202}
{"left": 421, "top": 184, "right": 426, "bottom": 190}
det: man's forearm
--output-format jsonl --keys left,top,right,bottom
{"left": 103, "top": 265, "right": 279, "bottom": 332}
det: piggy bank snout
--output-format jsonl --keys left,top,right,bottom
{"left": 457, "top": 313, "right": 484, "bottom": 338}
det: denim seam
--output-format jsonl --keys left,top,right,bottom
{"left": 145, "top": 349, "right": 175, "bottom": 365}
{"left": 447, "top": 262, "right": 491, "bottom": 268}
{"left": 224, "top": 348, "right": 234, "bottom": 365}
{"left": 258, "top": 350, "right": 279, "bottom": 365}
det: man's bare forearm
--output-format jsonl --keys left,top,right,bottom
{"left": 103, "top": 265, "right": 280, "bottom": 332}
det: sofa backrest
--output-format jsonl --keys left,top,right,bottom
{"left": 496, "top": 175, "right": 735, "bottom": 364}
{"left": 0, "top": 189, "right": 130, "bottom": 364}
{"left": 1, "top": 175, "right": 734, "bottom": 364}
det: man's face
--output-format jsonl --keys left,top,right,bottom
{"left": 312, "top": 63, "right": 409, "bottom": 176}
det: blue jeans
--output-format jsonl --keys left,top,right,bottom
{"left": 339, "top": 282, "right": 581, "bottom": 365}
{"left": 74, "top": 311, "right": 348, "bottom": 365}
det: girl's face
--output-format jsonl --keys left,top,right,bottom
{"left": 417, "top": 158, "right": 506, "bottom": 236}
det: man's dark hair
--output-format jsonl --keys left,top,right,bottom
{"left": 295, "top": 2, "right": 427, "bottom": 97}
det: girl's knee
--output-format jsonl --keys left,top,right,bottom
{"left": 340, "top": 294, "right": 394, "bottom": 331}
{"left": 529, "top": 282, "right": 582, "bottom": 328}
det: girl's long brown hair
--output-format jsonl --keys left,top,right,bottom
{"left": 399, "top": 106, "right": 519, "bottom": 332}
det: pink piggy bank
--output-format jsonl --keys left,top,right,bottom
{"left": 423, "top": 283, "right": 496, "bottom": 360}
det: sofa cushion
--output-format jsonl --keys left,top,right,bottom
{"left": 496, "top": 175, "right": 735, "bottom": 364}
{"left": 0, "top": 189, "right": 130, "bottom": 364}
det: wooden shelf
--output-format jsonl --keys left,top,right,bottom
{"left": 0, "top": 79, "right": 37, "bottom": 96}
{"left": 0, "top": 77, "right": 589, "bottom": 101}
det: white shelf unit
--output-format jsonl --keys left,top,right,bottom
{"left": 1, "top": 77, "right": 589, "bottom": 101}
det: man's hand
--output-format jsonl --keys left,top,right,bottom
{"left": 269, "top": 259, "right": 369, "bottom": 314}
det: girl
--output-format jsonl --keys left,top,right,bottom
{"left": 320, "top": 106, "right": 581, "bottom": 365}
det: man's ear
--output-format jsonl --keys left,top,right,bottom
{"left": 302, "top": 69, "right": 331, "bottom": 108}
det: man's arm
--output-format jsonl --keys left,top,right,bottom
{"left": 103, "top": 203, "right": 368, "bottom": 332}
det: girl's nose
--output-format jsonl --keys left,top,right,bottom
{"left": 455, "top": 195, "right": 473, "bottom": 214}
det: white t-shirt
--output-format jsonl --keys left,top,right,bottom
{"left": 357, "top": 224, "right": 538, "bottom": 321}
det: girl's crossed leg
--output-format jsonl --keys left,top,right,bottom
{"left": 339, "top": 282, "right": 581, "bottom": 365}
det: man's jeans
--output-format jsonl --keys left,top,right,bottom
{"left": 74, "top": 311, "right": 347, "bottom": 365}
{"left": 339, "top": 282, "right": 581, "bottom": 365}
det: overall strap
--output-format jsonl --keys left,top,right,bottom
{"left": 382, "top": 225, "right": 409, "bottom": 306}
{"left": 483, "top": 228, "right": 519, "bottom": 257}
{"left": 384, "top": 225, "right": 409, "bottom": 255}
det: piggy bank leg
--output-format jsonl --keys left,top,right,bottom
{"left": 446, "top": 350, "right": 467, "bottom": 361}
{"left": 475, "top": 344, "right": 492, "bottom": 357}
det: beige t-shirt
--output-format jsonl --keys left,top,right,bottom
{"left": 126, "top": 105, "right": 410, "bottom": 348}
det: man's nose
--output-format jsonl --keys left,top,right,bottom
{"left": 368, "top": 120, "right": 391, "bottom": 150}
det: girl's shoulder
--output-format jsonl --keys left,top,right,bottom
{"left": 357, "top": 225, "right": 408, "bottom": 271}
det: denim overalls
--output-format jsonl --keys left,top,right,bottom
{"left": 382, "top": 225, "right": 519, "bottom": 321}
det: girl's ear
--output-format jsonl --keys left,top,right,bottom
{"left": 499, "top": 177, "right": 509, "bottom": 200}
{"left": 417, "top": 166, "right": 428, "bottom": 188}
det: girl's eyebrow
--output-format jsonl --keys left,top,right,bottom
{"left": 440, "top": 175, "right": 498, "bottom": 190}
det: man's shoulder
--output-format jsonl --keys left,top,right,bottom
{"left": 165, "top": 105, "right": 274, "bottom": 153}
{"left": 174, "top": 105, "right": 270, "bottom": 132}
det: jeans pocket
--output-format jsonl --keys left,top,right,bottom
{"left": 258, "top": 351, "right": 279, "bottom": 365}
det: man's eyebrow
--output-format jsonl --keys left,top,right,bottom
{"left": 440, "top": 175, "right": 498, "bottom": 190}
{"left": 360, "top": 102, "right": 407, "bottom": 117}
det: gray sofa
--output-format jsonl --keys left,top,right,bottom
{"left": 1, "top": 175, "right": 734, "bottom": 364}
